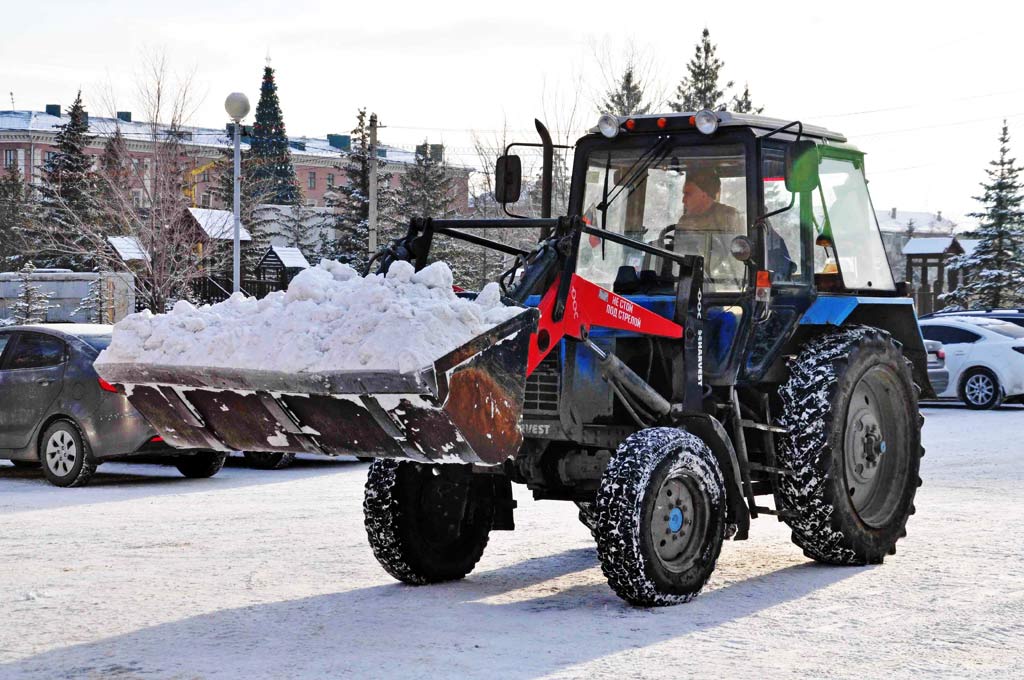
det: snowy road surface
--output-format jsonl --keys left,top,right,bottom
{"left": 0, "top": 406, "right": 1020, "bottom": 679}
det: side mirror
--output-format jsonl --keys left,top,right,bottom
{"left": 785, "top": 140, "right": 819, "bottom": 193}
{"left": 494, "top": 155, "right": 522, "bottom": 204}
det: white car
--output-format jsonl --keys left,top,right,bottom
{"left": 919, "top": 316, "right": 1024, "bottom": 409}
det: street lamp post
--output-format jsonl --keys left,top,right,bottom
{"left": 224, "top": 92, "right": 250, "bottom": 294}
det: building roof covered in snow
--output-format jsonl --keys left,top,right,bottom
{"left": 262, "top": 245, "right": 310, "bottom": 270}
{"left": 902, "top": 237, "right": 963, "bottom": 256}
{"left": 187, "top": 208, "right": 252, "bottom": 241}
{"left": 876, "top": 208, "right": 957, "bottom": 234}
{"left": 107, "top": 236, "right": 149, "bottom": 262}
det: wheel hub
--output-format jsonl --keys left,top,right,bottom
{"left": 649, "top": 474, "right": 706, "bottom": 572}
{"left": 965, "top": 374, "right": 994, "bottom": 406}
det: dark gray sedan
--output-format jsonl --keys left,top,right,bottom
{"left": 0, "top": 324, "right": 226, "bottom": 487}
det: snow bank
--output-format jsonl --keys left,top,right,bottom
{"left": 97, "top": 260, "right": 524, "bottom": 374}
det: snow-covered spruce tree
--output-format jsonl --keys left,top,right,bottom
{"left": 0, "top": 164, "right": 29, "bottom": 271}
{"left": 943, "top": 122, "right": 1024, "bottom": 310}
{"left": 396, "top": 142, "right": 468, "bottom": 279}
{"left": 669, "top": 28, "right": 733, "bottom": 112}
{"left": 320, "top": 109, "right": 395, "bottom": 272}
{"left": 35, "top": 91, "right": 100, "bottom": 269}
{"left": 250, "top": 65, "right": 302, "bottom": 206}
{"left": 73, "top": 275, "right": 113, "bottom": 324}
{"left": 601, "top": 66, "right": 651, "bottom": 116}
{"left": 11, "top": 262, "right": 57, "bottom": 324}
{"left": 731, "top": 83, "right": 764, "bottom": 114}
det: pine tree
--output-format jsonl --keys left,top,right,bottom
{"left": 74, "top": 274, "right": 113, "bottom": 324}
{"left": 319, "top": 109, "right": 394, "bottom": 272}
{"left": 601, "top": 66, "right": 651, "bottom": 116}
{"left": 0, "top": 164, "right": 29, "bottom": 272}
{"left": 11, "top": 262, "right": 57, "bottom": 324}
{"left": 395, "top": 141, "right": 462, "bottom": 271}
{"left": 669, "top": 29, "right": 733, "bottom": 112}
{"left": 36, "top": 91, "right": 99, "bottom": 268}
{"left": 250, "top": 65, "right": 302, "bottom": 206}
{"left": 731, "top": 83, "right": 763, "bottom": 114}
{"left": 944, "top": 122, "right": 1024, "bottom": 310}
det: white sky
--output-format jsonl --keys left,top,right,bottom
{"left": 3, "top": 0, "right": 1024, "bottom": 227}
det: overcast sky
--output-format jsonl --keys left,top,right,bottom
{"left": 3, "top": 0, "right": 1024, "bottom": 227}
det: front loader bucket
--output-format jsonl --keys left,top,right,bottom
{"left": 96, "top": 309, "right": 539, "bottom": 466}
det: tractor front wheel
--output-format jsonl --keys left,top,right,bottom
{"left": 594, "top": 428, "right": 727, "bottom": 607}
{"left": 363, "top": 460, "right": 494, "bottom": 584}
{"left": 776, "top": 326, "right": 922, "bottom": 565}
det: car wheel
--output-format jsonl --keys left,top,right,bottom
{"left": 40, "top": 420, "right": 97, "bottom": 488}
{"left": 176, "top": 451, "right": 228, "bottom": 478}
{"left": 959, "top": 368, "right": 1003, "bottom": 410}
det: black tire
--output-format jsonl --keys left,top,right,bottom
{"left": 40, "top": 420, "right": 97, "bottom": 488}
{"left": 175, "top": 451, "right": 228, "bottom": 478}
{"left": 958, "top": 367, "right": 1003, "bottom": 410}
{"left": 594, "top": 427, "right": 727, "bottom": 607}
{"left": 776, "top": 326, "right": 922, "bottom": 565}
{"left": 243, "top": 451, "right": 297, "bottom": 470}
{"left": 10, "top": 460, "right": 41, "bottom": 469}
{"left": 363, "top": 459, "right": 494, "bottom": 584}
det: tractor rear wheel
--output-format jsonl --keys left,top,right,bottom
{"left": 776, "top": 326, "right": 922, "bottom": 565}
{"left": 594, "top": 428, "right": 727, "bottom": 607}
{"left": 364, "top": 459, "right": 494, "bottom": 584}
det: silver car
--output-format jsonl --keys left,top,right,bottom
{"left": 925, "top": 338, "right": 949, "bottom": 395}
{"left": 0, "top": 324, "right": 226, "bottom": 487}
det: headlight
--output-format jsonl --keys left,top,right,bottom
{"left": 694, "top": 109, "right": 719, "bottom": 135}
{"left": 597, "top": 114, "right": 620, "bottom": 138}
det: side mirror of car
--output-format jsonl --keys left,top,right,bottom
{"left": 785, "top": 140, "right": 819, "bottom": 193}
{"left": 494, "top": 155, "right": 522, "bottom": 204}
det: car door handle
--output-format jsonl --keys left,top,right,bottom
{"left": 36, "top": 379, "right": 54, "bottom": 386}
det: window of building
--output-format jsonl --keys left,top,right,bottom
{"left": 308, "top": 171, "right": 317, "bottom": 189}
{"left": 200, "top": 170, "right": 210, "bottom": 183}
{"left": 201, "top": 193, "right": 211, "bottom": 208}
{"left": 132, "top": 191, "right": 143, "bottom": 209}
{"left": 327, "top": 173, "right": 335, "bottom": 188}
{"left": 45, "top": 151, "right": 58, "bottom": 164}
{"left": 3, "top": 149, "right": 16, "bottom": 168}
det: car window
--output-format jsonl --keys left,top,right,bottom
{"left": 78, "top": 335, "right": 112, "bottom": 352}
{"left": 921, "top": 325, "right": 981, "bottom": 344}
{"left": 966, "top": 320, "right": 1024, "bottom": 338}
{"left": 7, "top": 333, "right": 66, "bottom": 370}
{"left": 0, "top": 333, "right": 11, "bottom": 366}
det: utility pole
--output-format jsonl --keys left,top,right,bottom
{"left": 368, "top": 112, "right": 378, "bottom": 254}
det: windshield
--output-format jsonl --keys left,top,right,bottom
{"left": 577, "top": 142, "right": 748, "bottom": 292}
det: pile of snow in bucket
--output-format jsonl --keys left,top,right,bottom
{"left": 96, "top": 260, "right": 524, "bottom": 374}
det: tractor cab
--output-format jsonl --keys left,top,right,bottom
{"left": 563, "top": 111, "right": 900, "bottom": 386}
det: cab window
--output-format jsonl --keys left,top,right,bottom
{"left": 811, "top": 157, "right": 895, "bottom": 291}
{"left": 578, "top": 142, "right": 748, "bottom": 293}
{"left": 0, "top": 332, "right": 11, "bottom": 366}
{"left": 7, "top": 333, "right": 66, "bottom": 370}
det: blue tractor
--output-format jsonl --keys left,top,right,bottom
{"left": 102, "top": 110, "right": 927, "bottom": 607}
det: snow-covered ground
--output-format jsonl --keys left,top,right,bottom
{"left": 0, "top": 405, "right": 1020, "bottom": 679}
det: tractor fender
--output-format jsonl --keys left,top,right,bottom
{"left": 798, "top": 295, "right": 933, "bottom": 398}
{"left": 672, "top": 413, "right": 750, "bottom": 541}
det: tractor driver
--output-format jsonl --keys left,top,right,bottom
{"left": 663, "top": 169, "right": 746, "bottom": 287}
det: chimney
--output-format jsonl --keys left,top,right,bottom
{"left": 45, "top": 104, "right": 61, "bottom": 117}
{"left": 890, "top": 207, "right": 897, "bottom": 219}
{"left": 116, "top": 111, "right": 132, "bottom": 123}
{"left": 327, "top": 134, "right": 351, "bottom": 151}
